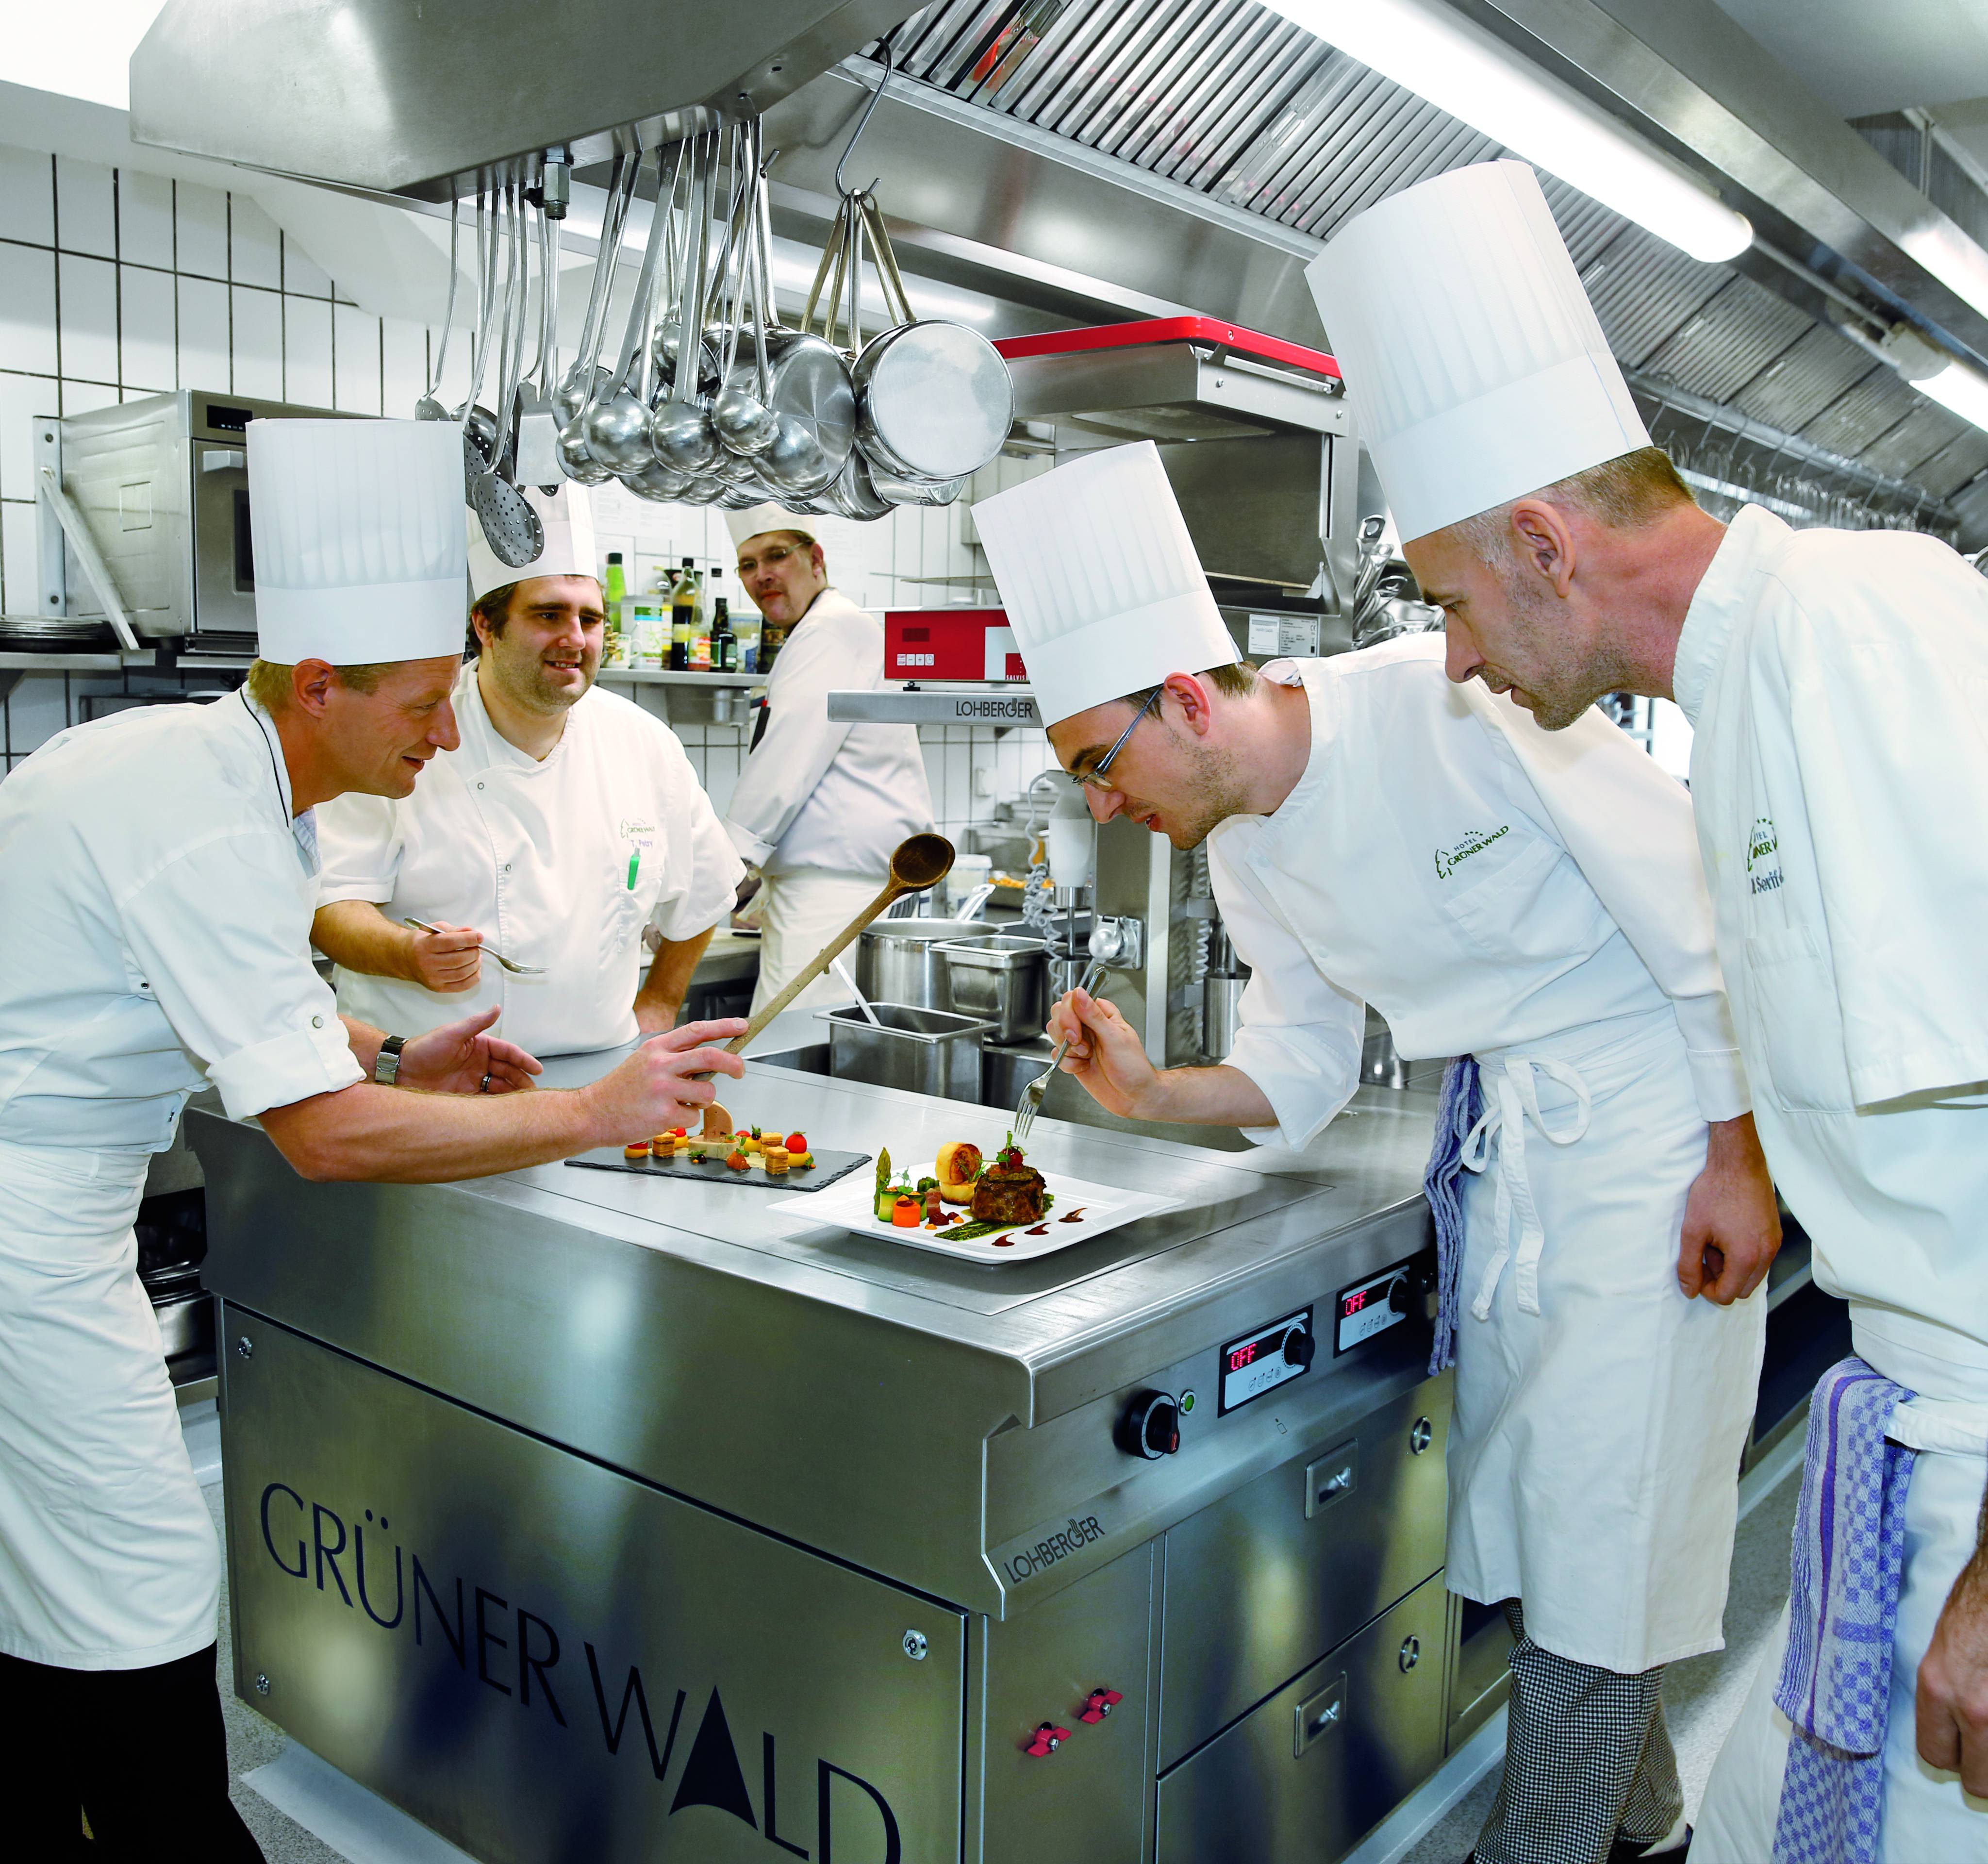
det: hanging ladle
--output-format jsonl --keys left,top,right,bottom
{"left": 414, "top": 190, "right": 461, "bottom": 421}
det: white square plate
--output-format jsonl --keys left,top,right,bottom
{"left": 768, "top": 1160, "right": 1181, "bottom": 1265}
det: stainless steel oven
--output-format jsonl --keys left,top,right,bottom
{"left": 37, "top": 389, "right": 357, "bottom": 649}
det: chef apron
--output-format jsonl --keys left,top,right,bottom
{"left": 0, "top": 1138, "right": 218, "bottom": 1669}
{"left": 1448, "top": 1004, "right": 1767, "bottom": 1675}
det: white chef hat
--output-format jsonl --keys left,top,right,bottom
{"left": 1305, "top": 160, "right": 1649, "bottom": 545}
{"left": 971, "top": 441, "right": 1237, "bottom": 727}
{"left": 724, "top": 502, "right": 814, "bottom": 548}
{"left": 248, "top": 419, "right": 467, "bottom": 663}
{"left": 466, "top": 485, "right": 598, "bottom": 602}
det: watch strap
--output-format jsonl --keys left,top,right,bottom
{"left": 374, "top": 1034, "right": 407, "bottom": 1086}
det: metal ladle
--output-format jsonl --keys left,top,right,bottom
{"left": 556, "top": 147, "right": 639, "bottom": 483}
{"left": 589, "top": 142, "right": 680, "bottom": 473}
{"left": 414, "top": 191, "right": 461, "bottom": 420}
{"left": 649, "top": 131, "right": 725, "bottom": 476}
{"left": 468, "top": 183, "right": 546, "bottom": 568}
{"left": 713, "top": 118, "right": 779, "bottom": 460}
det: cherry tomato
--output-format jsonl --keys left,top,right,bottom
{"left": 785, "top": 1131, "right": 807, "bottom": 1153}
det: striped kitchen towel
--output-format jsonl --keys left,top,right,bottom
{"left": 1422, "top": 1054, "right": 1479, "bottom": 1376}
{"left": 1771, "top": 1357, "right": 1918, "bottom": 1864}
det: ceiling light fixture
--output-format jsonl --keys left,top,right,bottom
{"left": 1878, "top": 324, "right": 1988, "bottom": 433}
{"left": 1262, "top": 0, "right": 1754, "bottom": 264}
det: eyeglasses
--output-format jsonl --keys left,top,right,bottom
{"left": 1068, "top": 688, "right": 1161, "bottom": 791}
{"left": 735, "top": 543, "right": 799, "bottom": 575}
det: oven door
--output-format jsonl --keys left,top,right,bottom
{"left": 190, "top": 442, "right": 258, "bottom": 643}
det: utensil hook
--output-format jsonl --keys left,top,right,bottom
{"left": 834, "top": 41, "right": 893, "bottom": 200}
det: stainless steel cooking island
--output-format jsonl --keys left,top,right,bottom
{"left": 189, "top": 1059, "right": 1465, "bottom": 1864}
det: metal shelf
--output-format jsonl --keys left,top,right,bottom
{"left": 0, "top": 647, "right": 158, "bottom": 672}
{"left": 594, "top": 668, "right": 763, "bottom": 688}
{"left": 828, "top": 685, "right": 1041, "bottom": 726}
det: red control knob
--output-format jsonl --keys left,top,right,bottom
{"left": 1079, "top": 1688, "right": 1125, "bottom": 1724}
{"left": 1025, "top": 1721, "right": 1074, "bottom": 1756}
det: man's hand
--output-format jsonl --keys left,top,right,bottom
{"left": 634, "top": 999, "right": 681, "bottom": 1036}
{"left": 398, "top": 1006, "right": 543, "bottom": 1096}
{"left": 403, "top": 920, "right": 483, "bottom": 993}
{"left": 1678, "top": 1111, "right": 1781, "bottom": 1302}
{"left": 1046, "top": 989, "right": 1162, "bottom": 1120}
{"left": 583, "top": 1019, "right": 749, "bottom": 1142}
{"left": 1917, "top": 1548, "right": 1988, "bottom": 1795}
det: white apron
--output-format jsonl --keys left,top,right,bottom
{"left": 0, "top": 1139, "right": 218, "bottom": 1669}
{"left": 746, "top": 869, "right": 879, "bottom": 1017}
{"left": 1695, "top": 1341, "right": 1988, "bottom": 1862}
{"left": 1448, "top": 1006, "right": 1767, "bottom": 1675}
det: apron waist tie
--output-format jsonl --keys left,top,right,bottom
{"left": 1461, "top": 1055, "right": 1592, "bottom": 1320}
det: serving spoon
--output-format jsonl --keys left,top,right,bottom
{"left": 403, "top": 917, "right": 546, "bottom": 977}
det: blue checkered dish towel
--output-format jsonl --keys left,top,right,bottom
{"left": 1771, "top": 1357, "right": 1919, "bottom": 1864}
{"left": 1422, "top": 1055, "right": 1480, "bottom": 1376}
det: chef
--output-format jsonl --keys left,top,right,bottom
{"left": 0, "top": 419, "right": 743, "bottom": 1855}
{"left": 723, "top": 504, "right": 934, "bottom": 1015}
{"left": 1311, "top": 157, "right": 1988, "bottom": 1863}
{"left": 312, "top": 486, "right": 743, "bottom": 1055}
{"left": 978, "top": 438, "right": 1777, "bottom": 1864}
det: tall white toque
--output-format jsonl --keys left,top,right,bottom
{"left": 1305, "top": 160, "right": 1650, "bottom": 545}
{"left": 971, "top": 441, "right": 1238, "bottom": 727}
{"left": 466, "top": 484, "right": 599, "bottom": 603}
{"left": 248, "top": 419, "right": 468, "bottom": 663}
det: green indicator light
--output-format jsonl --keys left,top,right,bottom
{"left": 1179, "top": 1390, "right": 1197, "bottom": 1414}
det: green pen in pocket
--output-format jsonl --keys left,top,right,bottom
{"left": 627, "top": 849, "right": 641, "bottom": 891}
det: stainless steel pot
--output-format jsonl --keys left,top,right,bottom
{"left": 937, "top": 934, "right": 1048, "bottom": 1045}
{"left": 817, "top": 1003, "right": 993, "bottom": 1102}
{"left": 855, "top": 917, "right": 983, "bottom": 1010}
{"left": 851, "top": 318, "right": 1014, "bottom": 482}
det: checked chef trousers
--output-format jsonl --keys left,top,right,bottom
{"left": 0, "top": 1644, "right": 265, "bottom": 1861}
{"left": 1473, "top": 1603, "right": 1685, "bottom": 1864}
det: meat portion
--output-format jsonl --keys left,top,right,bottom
{"left": 972, "top": 1159, "right": 1045, "bottom": 1226}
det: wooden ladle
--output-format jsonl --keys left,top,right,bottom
{"left": 720, "top": 833, "right": 956, "bottom": 1055}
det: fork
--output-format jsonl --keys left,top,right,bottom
{"left": 1014, "top": 957, "right": 1108, "bottom": 1142}
{"left": 403, "top": 916, "right": 546, "bottom": 977}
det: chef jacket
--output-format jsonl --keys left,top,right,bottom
{"left": 316, "top": 661, "right": 743, "bottom": 1057}
{"left": 1672, "top": 504, "right": 1988, "bottom": 1379}
{"left": 1209, "top": 640, "right": 1750, "bottom": 1148}
{"left": 723, "top": 586, "right": 934, "bottom": 878}
{"left": 0, "top": 690, "right": 363, "bottom": 1150}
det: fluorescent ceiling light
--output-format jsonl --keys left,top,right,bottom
{"left": 1261, "top": 0, "right": 1753, "bottom": 264}
{"left": 1880, "top": 324, "right": 1988, "bottom": 432}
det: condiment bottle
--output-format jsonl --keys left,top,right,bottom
{"left": 669, "top": 556, "right": 696, "bottom": 671}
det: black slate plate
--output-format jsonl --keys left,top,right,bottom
{"left": 563, "top": 1147, "right": 872, "bottom": 1192}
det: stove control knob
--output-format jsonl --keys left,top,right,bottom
{"left": 1117, "top": 1391, "right": 1181, "bottom": 1459}
{"left": 1388, "top": 1275, "right": 1411, "bottom": 1316}
{"left": 1282, "top": 1324, "right": 1317, "bottom": 1370}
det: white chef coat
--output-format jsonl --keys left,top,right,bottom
{"left": 316, "top": 662, "right": 743, "bottom": 1057}
{"left": 1675, "top": 507, "right": 1988, "bottom": 1857}
{"left": 1208, "top": 641, "right": 1763, "bottom": 1671}
{"left": 723, "top": 586, "right": 933, "bottom": 880}
{"left": 0, "top": 691, "right": 362, "bottom": 1667}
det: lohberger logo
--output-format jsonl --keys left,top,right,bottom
{"left": 1433, "top": 823, "right": 1511, "bottom": 881}
{"left": 1747, "top": 816, "right": 1783, "bottom": 896}
{"left": 260, "top": 1483, "right": 902, "bottom": 1862}
{"left": 1000, "top": 1514, "right": 1106, "bottom": 1585}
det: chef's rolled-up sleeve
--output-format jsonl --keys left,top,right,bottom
{"left": 650, "top": 728, "right": 747, "bottom": 941}
{"left": 117, "top": 829, "right": 364, "bottom": 1120}
{"left": 1207, "top": 832, "right": 1367, "bottom": 1149}
{"left": 1466, "top": 689, "right": 1751, "bottom": 1124}
{"left": 313, "top": 791, "right": 404, "bottom": 907}
{"left": 723, "top": 608, "right": 863, "bottom": 865}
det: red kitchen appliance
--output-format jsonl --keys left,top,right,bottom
{"left": 885, "top": 608, "right": 1023, "bottom": 682}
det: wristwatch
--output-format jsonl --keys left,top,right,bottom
{"left": 374, "top": 1035, "right": 407, "bottom": 1087}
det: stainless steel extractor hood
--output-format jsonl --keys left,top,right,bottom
{"left": 128, "top": 0, "right": 926, "bottom": 199}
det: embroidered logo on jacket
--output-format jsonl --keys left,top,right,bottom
{"left": 1746, "top": 816, "right": 1783, "bottom": 895}
{"left": 1433, "top": 824, "right": 1511, "bottom": 880}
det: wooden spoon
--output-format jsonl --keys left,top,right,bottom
{"left": 718, "top": 833, "right": 955, "bottom": 1055}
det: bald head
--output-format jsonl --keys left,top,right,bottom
{"left": 1403, "top": 447, "right": 1727, "bottom": 728}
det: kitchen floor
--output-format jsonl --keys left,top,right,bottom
{"left": 202, "top": 1440, "right": 1800, "bottom": 1864}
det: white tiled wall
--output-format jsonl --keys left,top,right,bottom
{"left": 0, "top": 133, "right": 1061, "bottom": 840}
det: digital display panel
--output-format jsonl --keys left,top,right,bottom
{"left": 1217, "top": 1308, "right": 1312, "bottom": 1415}
{"left": 1333, "top": 1256, "right": 1419, "bottom": 1356}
